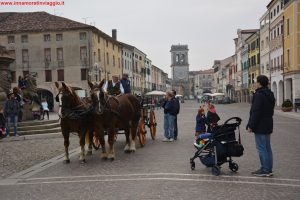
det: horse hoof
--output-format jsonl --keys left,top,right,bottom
{"left": 64, "top": 159, "right": 70, "bottom": 164}
{"left": 80, "top": 159, "right": 86, "bottom": 164}
{"left": 124, "top": 149, "right": 131, "bottom": 153}
{"left": 109, "top": 157, "right": 115, "bottom": 161}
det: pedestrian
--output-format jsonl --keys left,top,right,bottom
{"left": 206, "top": 104, "right": 220, "bottom": 133}
{"left": 247, "top": 75, "right": 275, "bottom": 177}
{"left": 0, "top": 107, "right": 6, "bottom": 138}
{"left": 31, "top": 100, "right": 41, "bottom": 120}
{"left": 41, "top": 99, "right": 50, "bottom": 120}
{"left": 120, "top": 73, "right": 131, "bottom": 94}
{"left": 171, "top": 90, "right": 180, "bottom": 140}
{"left": 194, "top": 107, "right": 208, "bottom": 148}
{"left": 4, "top": 92, "right": 20, "bottom": 137}
{"left": 162, "top": 91, "right": 176, "bottom": 142}
{"left": 13, "top": 87, "right": 24, "bottom": 122}
{"left": 102, "top": 74, "right": 124, "bottom": 95}
{"left": 18, "top": 76, "right": 26, "bottom": 90}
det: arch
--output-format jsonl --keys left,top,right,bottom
{"left": 37, "top": 88, "right": 54, "bottom": 111}
{"left": 278, "top": 80, "right": 283, "bottom": 106}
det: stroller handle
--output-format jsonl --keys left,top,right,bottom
{"left": 223, "top": 117, "right": 242, "bottom": 126}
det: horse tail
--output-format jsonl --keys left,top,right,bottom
{"left": 85, "top": 129, "right": 90, "bottom": 145}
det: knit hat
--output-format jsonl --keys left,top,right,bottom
{"left": 209, "top": 104, "right": 216, "bottom": 113}
{"left": 198, "top": 107, "right": 205, "bottom": 115}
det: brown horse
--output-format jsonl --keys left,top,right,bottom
{"left": 55, "top": 82, "right": 93, "bottom": 163}
{"left": 88, "top": 80, "right": 141, "bottom": 160}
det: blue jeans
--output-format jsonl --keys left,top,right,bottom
{"left": 255, "top": 133, "right": 273, "bottom": 172}
{"left": 164, "top": 114, "right": 175, "bottom": 139}
{"left": 6, "top": 115, "right": 18, "bottom": 136}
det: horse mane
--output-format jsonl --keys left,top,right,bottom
{"left": 99, "top": 79, "right": 105, "bottom": 89}
{"left": 64, "top": 84, "right": 83, "bottom": 107}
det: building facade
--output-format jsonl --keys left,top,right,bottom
{"left": 283, "top": 0, "right": 300, "bottom": 103}
{"left": 0, "top": 12, "right": 124, "bottom": 111}
{"left": 260, "top": 11, "right": 271, "bottom": 77}
{"left": 268, "top": 0, "right": 284, "bottom": 106}
{"left": 235, "top": 29, "right": 259, "bottom": 102}
{"left": 246, "top": 31, "right": 261, "bottom": 100}
{"left": 193, "top": 69, "right": 214, "bottom": 96}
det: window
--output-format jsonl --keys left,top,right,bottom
{"left": 11, "top": 71, "right": 16, "bottom": 83}
{"left": 98, "top": 49, "right": 101, "bottom": 61}
{"left": 79, "top": 32, "right": 86, "bottom": 40}
{"left": 277, "top": 5, "right": 279, "bottom": 12}
{"left": 274, "top": 9, "right": 276, "bottom": 17}
{"left": 106, "top": 40, "right": 108, "bottom": 47}
{"left": 113, "top": 44, "right": 115, "bottom": 50}
{"left": 106, "top": 52, "right": 109, "bottom": 65}
{"left": 80, "top": 46, "right": 87, "bottom": 60}
{"left": 277, "top": 27, "right": 279, "bottom": 36}
{"left": 287, "top": 49, "right": 290, "bottom": 67}
{"left": 23, "top": 71, "right": 29, "bottom": 77}
{"left": 118, "top": 58, "right": 120, "bottom": 68}
{"left": 281, "top": 24, "right": 283, "bottom": 35}
{"left": 45, "top": 70, "right": 52, "bottom": 82}
{"left": 44, "top": 48, "right": 51, "bottom": 62}
{"left": 22, "top": 49, "right": 29, "bottom": 63}
{"left": 257, "top": 54, "right": 260, "bottom": 64}
{"left": 57, "top": 48, "right": 63, "bottom": 61}
{"left": 271, "top": 12, "right": 273, "bottom": 19}
{"left": 281, "top": 55, "right": 283, "bottom": 69}
{"left": 21, "top": 35, "right": 28, "bottom": 43}
{"left": 277, "top": 57, "right": 280, "bottom": 70}
{"left": 81, "top": 68, "right": 87, "bottom": 80}
{"left": 113, "top": 55, "right": 115, "bottom": 66}
{"left": 287, "top": 18, "right": 290, "bottom": 35}
{"left": 8, "top": 35, "right": 15, "bottom": 44}
{"left": 44, "top": 34, "right": 51, "bottom": 42}
{"left": 57, "top": 69, "right": 64, "bottom": 81}
{"left": 98, "top": 35, "right": 100, "bottom": 43}
{"left": 56, "top": 34, "right": 63, "bottom": 41}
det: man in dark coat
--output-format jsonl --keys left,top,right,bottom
{"left": 247, "top": 75, "right": 275, "bottom": 177}
{"left": 120, "top": 74, "right": 131, "bottom": 94}
{"left": 171, "top": 90, "right": 180, "bottom": 140}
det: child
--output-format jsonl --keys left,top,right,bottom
{"left": 207, "top": 104, "right": 220, "bottom": 133}
{"left": 194, "top": 107, "right": 208, "bottom": 148}
{"left": 0, "top": 107, "right": 6, "bottom": 138}
{"left": 41, "top": 99, "right": 50, "bottom": 120}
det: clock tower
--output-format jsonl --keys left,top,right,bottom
{"left": 171, "top": 44, "right": 189, "bottom": 96}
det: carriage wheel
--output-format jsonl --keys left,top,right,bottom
{"left": 137, "top": 119, "right": 146, "bottom": 147}
{"left": 149, "top": 110, "right": 157, "bottom": 140}
{"left": 92, "top": 135, "right": 101, "bottom": 150}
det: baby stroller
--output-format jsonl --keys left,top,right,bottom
{"left": 190, "top": 117, "right": 244, "bottom": 176}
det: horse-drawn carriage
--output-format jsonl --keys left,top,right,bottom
{"left": 55, "top": 80, "right": 157, "bottom": 162}
{"left": 92, "top": 96, "right": 157, "bottom": 148}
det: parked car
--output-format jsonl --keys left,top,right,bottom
{"left": 222, "top": 97, "right": 231, "bottom": 104}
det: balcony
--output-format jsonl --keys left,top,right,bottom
{"left": 22, "top": 61, "right": 29, "bottom": 69}
{"left": 45, "top": 59, "right": 51, "bottom": 68}
{"left": 81, "top": 58, "right": 88, "bottom": 66}
{"left": 58, "top": 60, "right": 64, "bottom": 68}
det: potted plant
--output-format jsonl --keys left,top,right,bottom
{"left": 281, "top": 99, "right": 293, "bottom": 112}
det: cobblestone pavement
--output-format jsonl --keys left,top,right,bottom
{"left": 0, "top": 135, "right": 78, "bottom": 179}
{"left": 0, "top": 101, "right": 299, "bottom": 200}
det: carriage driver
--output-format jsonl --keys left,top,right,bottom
{"left": 103, "top": 74, "right": 125, "bottom": 96}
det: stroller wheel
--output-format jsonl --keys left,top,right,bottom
{"left": 190, "top": 161, "right": 195, "bottom": 170}
{"left": 212, "top": 165, "right": 220, "bottom": 176}
{"left": 229, "top": 162, "right": 239, "bottom": 172}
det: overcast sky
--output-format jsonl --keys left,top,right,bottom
{"left": 1, "top": 0, "right": 270, "bottom": 76}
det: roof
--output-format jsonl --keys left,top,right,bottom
{"left": 170, "top": 44, "right": 189, "bottom": 52}
{"left": 0, "top": 12, "right": 92, "bottom": 34}
{"left": 0, "top": 12, "right": 121, "bottom": 45}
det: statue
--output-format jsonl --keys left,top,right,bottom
{"left": 21, "top": 73, "right": 39, "bottom": 103}
{"left": 0, "top": 46, "right": 15, "bottom": 106}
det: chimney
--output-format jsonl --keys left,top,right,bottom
{"left": 112, "top": 29, "right": 117, "bottom": 40}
